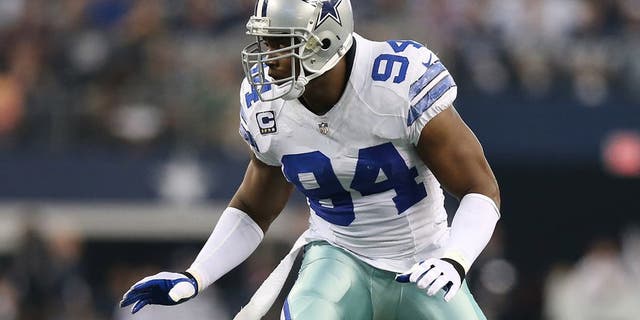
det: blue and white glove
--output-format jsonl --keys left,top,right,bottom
{"left": 120, "top": 271, "right": 198, "bottom": 314}
{"left": 395, "top": 258, "right": 465, "bottom": 302}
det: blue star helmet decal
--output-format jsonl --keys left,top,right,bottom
{"left": 303, "top": 0, "right": 343, "bottom": 28}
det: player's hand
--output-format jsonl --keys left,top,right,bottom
{"left": 120, "top": 271, "right": 198, "bottom": 314}
{"left": 395, "top": 258, "right": 463, "bottom": 302}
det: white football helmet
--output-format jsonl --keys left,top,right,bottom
{"left": 241, "top": 0, "right": 354, "bottom": 101}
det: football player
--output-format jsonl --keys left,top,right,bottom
{"left": 121, "top": 0, "right": 501, "bottom": 319}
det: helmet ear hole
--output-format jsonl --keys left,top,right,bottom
{"left": 321, "top": 38, "right": 332, "bottom": 50}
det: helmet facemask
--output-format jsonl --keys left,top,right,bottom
{"left": 241, "top": 0, "right": 354, "bottom": 102}
{"left": 241, "top": 21, "right": 322, "bottom": 101}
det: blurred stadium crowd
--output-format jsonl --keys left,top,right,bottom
{"left": 0, "top": 0, "right": 639, "bottom": 319}
{"left": 1, "top": 0, "right": 639, "bottom": 151}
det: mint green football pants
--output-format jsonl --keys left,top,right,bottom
{"left": 282, "top": 241, "right": 486, "bottom": 320}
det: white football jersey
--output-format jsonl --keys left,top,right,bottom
{"left": 238, "top": 33, "right": 458, "bottom": 273}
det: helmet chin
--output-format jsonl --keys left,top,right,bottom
{"left": 281, "top": 76, "right": 308, "bottom": 100}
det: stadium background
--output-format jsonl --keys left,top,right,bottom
{"left": 0, "top": 0, "right": 639, "bottom": 319}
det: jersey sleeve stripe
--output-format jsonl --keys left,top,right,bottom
{"left": 240, "top": 109, "right": 249, "bottom": 127}
{"left": 409, "top": 61, "right": 446, "bottom": 101}
{"left": 239, "top": 123, "right": 260, "bottom": 152}
{"left": 407, "top": 75, "right": 456, "bottom": 126}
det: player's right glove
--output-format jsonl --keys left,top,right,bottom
{"left": 120, "top": 271, "right": 198, "bottom": 314}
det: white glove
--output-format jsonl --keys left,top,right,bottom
{"left": 395, "top": 258, "right": 463, "bottom": 302}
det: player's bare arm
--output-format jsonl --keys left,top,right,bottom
{"left": 416, "top": 106, "right": 500, "bottom": 207}
{"left": 229, "top": 154, "right": 294, "bottom": 232}
{"left": 396, "top": 105, "right": 500, "bottom": 302}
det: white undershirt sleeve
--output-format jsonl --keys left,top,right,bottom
{"left": 442, "top": 193, "right": 500, "bottom": 273}
{"left": 186, "top": 207, "right": 264, "bottom": 291}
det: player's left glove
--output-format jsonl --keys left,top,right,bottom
{"left": 120, "top": 271, "right": 198, "bottom": 314}
{"left": 396, "top": 193, "right": 500, "bottom": 303}
{"left": 395, "top": 258, "right": 465, "bottom": 302}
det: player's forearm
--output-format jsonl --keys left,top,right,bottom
{"left": 442, "top": 193, "right": 500, "bottom": 274}
{"left": 229, "top": 195, "right": 277, "bottom": 232}
{"left": 186, "top": 207, "right": 264, "bottom": 291}
{"left": 229, "top": 157, "right": 294, "bottom": 232}
{"left": 463, "top": 177, "right": 500, "bottom": 209}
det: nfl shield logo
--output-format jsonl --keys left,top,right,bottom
{"left": 318, "top": 122, "right": 329, "bottom": 135}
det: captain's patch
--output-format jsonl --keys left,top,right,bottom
{"left": 256, "top": 111, "right": 277, "bottom": 135}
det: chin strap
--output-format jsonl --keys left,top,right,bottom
{"left": 281, "top": 76, "right": 308, "bottom": 100}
